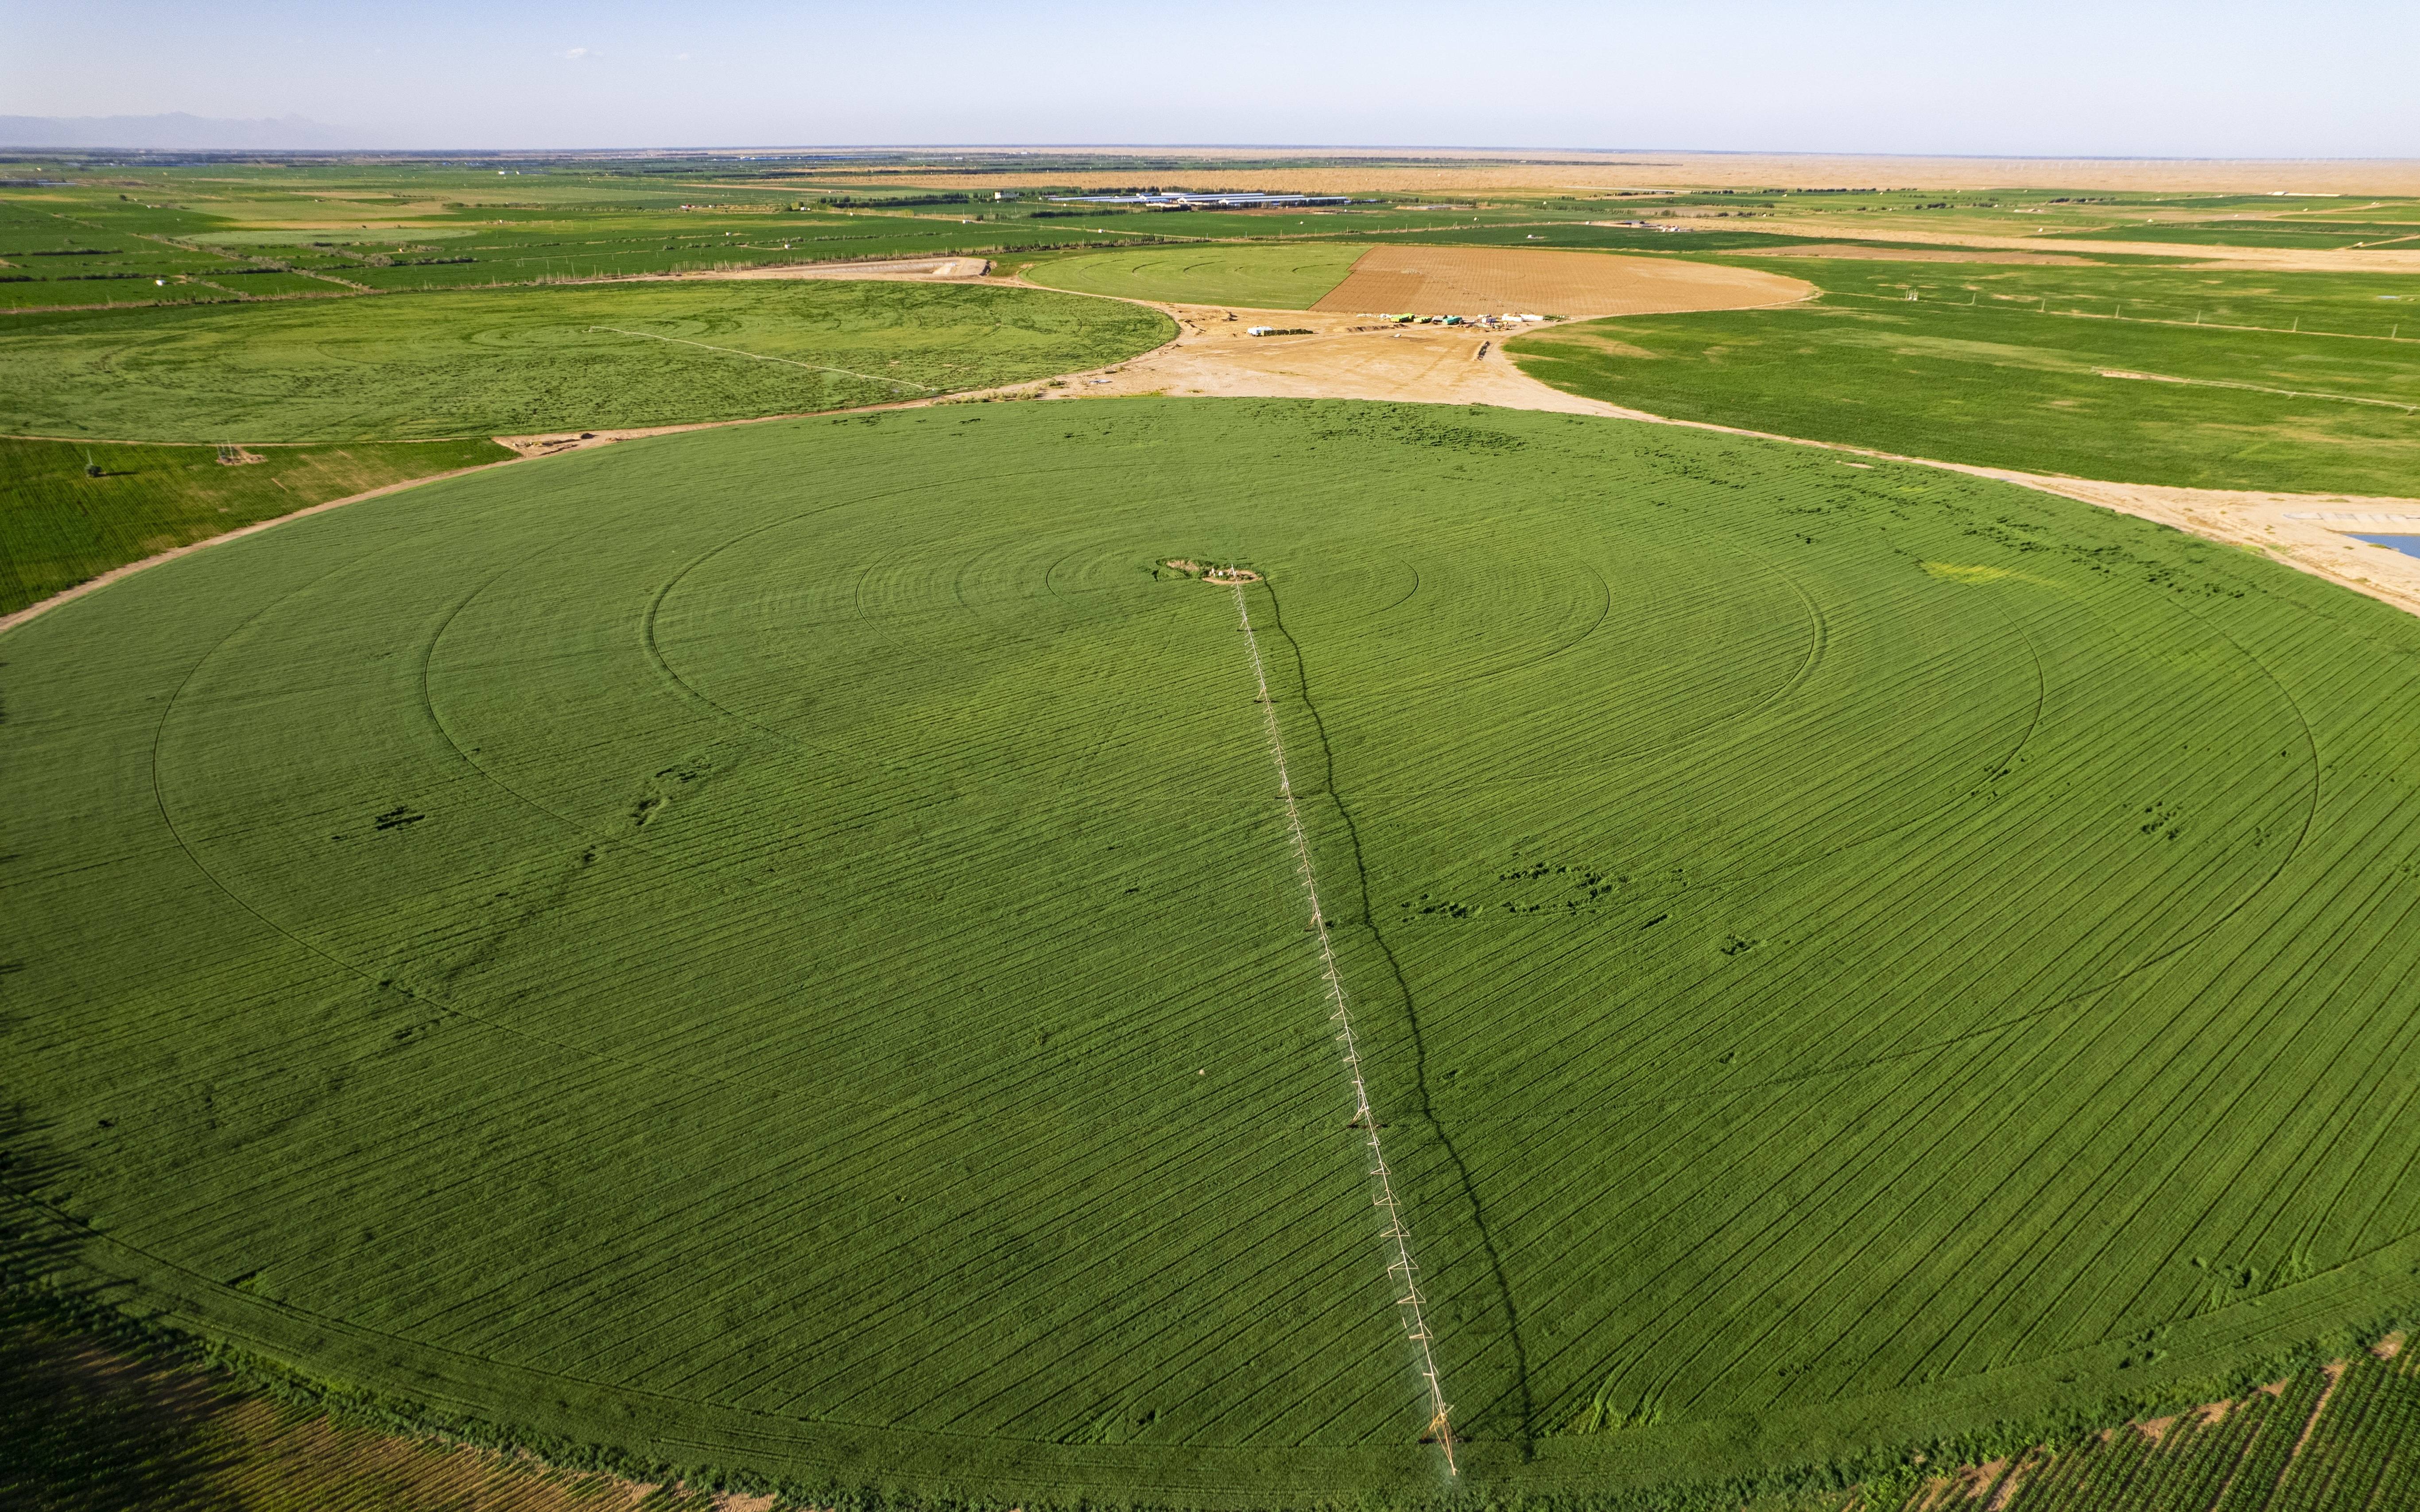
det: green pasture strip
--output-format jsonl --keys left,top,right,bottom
{"left": 2046, "top": 221, "right": 2420, "bottom": 249}
{"left": 1510, "top": 278, "right": 2420, "bottom": 494}
{"left": 183, "top": 271, "right": 358, "bottom": 299}
{"left": 0, "top": 435, "right": 511, "bottom": 616}
{"left": 1745, "top": 258, "right": 2420, "bottom": 337}
{"left": 1028, "top": 243, "right": 1372, "bottom": 308}
{"left": 0, "top": 278, "right": 233, "bottom": 312}
{"left": 0, "top": 280, "right": 1171, "bottom": 441}
{"left": 10, "top": 399, "right": 2420, "bottom": 1506}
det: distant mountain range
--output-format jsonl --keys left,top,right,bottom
{"left": 0, "top": 113, "right": 360, "bottom": 150}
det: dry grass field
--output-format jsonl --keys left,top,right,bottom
{"left": 1309, "top": 245, "right": 1810, "bottom": 316}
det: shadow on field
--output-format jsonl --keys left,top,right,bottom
{"left": 0, "top": 1100, "right": 248, "bottom": 1512}
{"left": 1257, "top": 584, "right": 1542, "bottom": 1458}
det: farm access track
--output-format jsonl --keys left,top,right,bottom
{"left": 1230, "top": 578, "right": 1458, "bottom": 1471}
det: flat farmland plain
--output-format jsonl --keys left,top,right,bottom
{"left": 8, "top": 399, "right": 2420, "bottom": 1507}
{"left": 0, "top": 436, "right": 513, "bottom": 615}
{"left": 0, "top": 279, "right": 1172, "bottom": 441}
{"left": 1511, "top": 275, "right": 2420, "bottom": 495}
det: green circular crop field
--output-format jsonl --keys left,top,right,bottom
{"left": 9, "top": 398, "right": 2420, "bottom": 1508}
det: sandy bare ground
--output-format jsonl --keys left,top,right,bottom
{"left": 1310, "top": 244, "right": 1809, "bottom": 317}
{"left": 1033, "top": 305, "right": 1620, "bottom": 410}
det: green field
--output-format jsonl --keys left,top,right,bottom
{"left": 0, "top": 436, "right": 513, "bottom": 615}
{"left": 8, "top": 161, "right": 2418, "bottom": 317}
{"left": 15, "top": 1296, "right": 2420, "bottom": 1512}
{"left": 0, "top": 280, "right": 1171, "bottom": 441}
{"left": 1510, "top": 263, "right": 2420, "bottom": 494}
{"left": 1886, "top": 1346, "right": 2420, "bottom": 1510}
{"left": 2047, "top": 221, "right": 2420, "bottom": 249}
{"left": 9, "top": 398, "right": 2420, "bottom": 1507}
{"left": 1027, "top": 242, "right": 1371, "bottom": 308}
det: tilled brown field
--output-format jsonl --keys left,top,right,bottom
{"left": 1308, "top": 244, "right": 1810, "bottom": 317}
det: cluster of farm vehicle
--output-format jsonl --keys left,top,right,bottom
{"left": 1245, "top": 311, "right": 1554, "bottom": 336}
{"left": 1377, "top": 311, "right": 1553, "bottom": 326}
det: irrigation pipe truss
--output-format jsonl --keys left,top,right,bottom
{"left": 1230, "top": 580, "right": 1458, "bottom": 1474}
{"left": 587, "top": 326, "right": 935, "bottom": 390}
{"left": 2093, "top": 368, "right": 2418, "bottom": 414}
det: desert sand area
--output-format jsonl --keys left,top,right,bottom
{"left": 1310, "top": 244, "right": 1809, "bottom": 316}
{"left": 769, "top": 146, "right": 2420, "bottom": 197}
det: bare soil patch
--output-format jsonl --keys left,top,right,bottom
{"left": 1310, "top": 245, "right": 1809, "bottom": 317}
{"left": 1161, "top": 557, "right": 1263, "bottom": 583}
{"left": 1039, "top": 302, "right": 1616, "bottom": 413}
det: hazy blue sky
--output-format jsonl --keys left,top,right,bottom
{"left": 6, "top": 0, "right": 2413, "bottom": 157}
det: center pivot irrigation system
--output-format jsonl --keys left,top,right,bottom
{"left": 1229, "top": 579, "right": 1458, "bottom": 1474}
